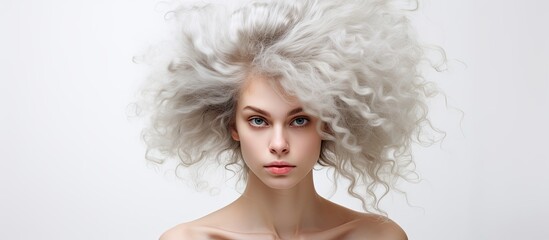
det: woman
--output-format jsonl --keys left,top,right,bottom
{"left": 138, "top": 0, "right": 441, "bottom": 239}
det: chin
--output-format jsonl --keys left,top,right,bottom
{"left": 247, "top": 168, "right": 311, "bottom": 190}
{"left": 267, "top": 182, "right": 299, "bottom": 190}
{"left": 259, "top": 176, "right": 302, "bottom": 190}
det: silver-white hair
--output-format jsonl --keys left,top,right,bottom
{"left": 137, "top": 0, "right": 445, "bottom": 213}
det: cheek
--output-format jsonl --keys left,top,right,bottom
{"left": 240, "top": 137, "right": 260, "bottom": 157}
{"left": 236, "top": 126, "right": 267, "bottom": 164}
{"left": 292, "top": 131, "right": 322, "bottom": 159}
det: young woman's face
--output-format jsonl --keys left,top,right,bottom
{"left": 231, "top": 75, "right": 322, "bottom": 190}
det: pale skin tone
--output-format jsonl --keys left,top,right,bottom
{"left": 160, "top": 74, "right": 408, "bottom": 240}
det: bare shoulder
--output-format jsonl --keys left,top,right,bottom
{"left": 159, "top": 221, "right": 277, "bottom": 240}
{"left": 158, "top": 222, "right": 226, "bottom": 240}
{"left": 345, "top": 213, "right": 408, "bottom": 240}
{"left": 159, "top": 222, "right": 201, "bottom": 240}
{"left": 158, "top": 201, "right": 249, "bottom": 240}
{"left": 158, "top": 208, "right": 273, "bottom": 240}
{"left": 158, "top": 217, "right": 225, "bottom": 240}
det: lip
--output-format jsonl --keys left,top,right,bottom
{"left": 264, "top": 161, "right": 296, "bottom": 168}
{"left": 264, "top": 161, "right": 296, "bottom": 175}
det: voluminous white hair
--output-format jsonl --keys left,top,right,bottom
{"left": 137, "top": 0, "right": 444, "bottom": 213}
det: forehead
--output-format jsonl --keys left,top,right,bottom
{"left": 239, "top": 74, "right": 299, "bottom": 106}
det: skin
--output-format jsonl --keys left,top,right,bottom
{"left": 160, "top": 74, "right": 408, "bottom": 240}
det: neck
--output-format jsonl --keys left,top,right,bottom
{"left": 236, "top": 171, "right": 324, "bottom": 238}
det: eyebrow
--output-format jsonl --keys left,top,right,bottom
{"left": 242, "top": 106, "right": 304, "bottom": 117}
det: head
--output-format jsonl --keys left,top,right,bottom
{"left": 139, "top": 0, "right": 441, "bottom": 212}
{"left": 230, "top": 73, "right": 323, "bottom": 190}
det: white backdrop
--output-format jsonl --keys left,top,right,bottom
{"left": 1, "top": 0, "right": 548, "bottom": 239}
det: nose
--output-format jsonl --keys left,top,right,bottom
{"left": 269, "top": 126, "right": 289, "bottom": 155}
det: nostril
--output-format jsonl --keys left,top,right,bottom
{"left": 269, "top": 144, "right": 289, "bottom": 155}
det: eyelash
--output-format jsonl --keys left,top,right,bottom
{"left": 249, "top": 117, "right": 267, "bottom": 127}
{"left": 291, "top": 117, "right": 309, "bottom": 127}
{"left": 247, "top": 116, "right": 310, "bottom": 128}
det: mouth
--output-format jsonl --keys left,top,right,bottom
{"left": 264, "top": 161, "right": 296, "bottom": 175}
{"left": 264, "top": 161, "right": 296, "bottom": 168}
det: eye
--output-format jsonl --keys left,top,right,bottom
{"left": 291, "top": 117, "right": 309, "bottom": 127}
{"left": 248, "top": 117, "right": 268, "bottom": 127}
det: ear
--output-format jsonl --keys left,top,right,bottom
{"left": 231, "top": 125, "right": 240, "bottom": 141}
